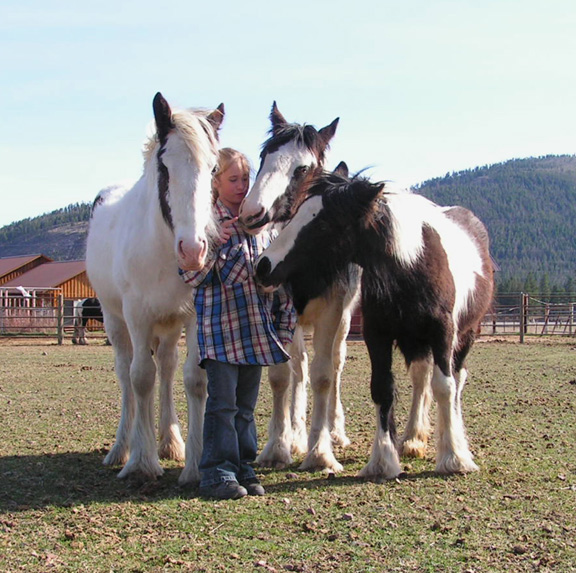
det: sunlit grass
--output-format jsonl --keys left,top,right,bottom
{"left": 1, "top": 339, "right": 575, "bottom": 571}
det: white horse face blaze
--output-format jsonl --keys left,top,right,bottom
{"left": 256, "top": 195, "right": 323, "bottom": 284}
{"left": 161, "top": 128, "right": 218, "bottom": 272}
{"left": 239, "top": 140, "right": 317, "bottom": 232}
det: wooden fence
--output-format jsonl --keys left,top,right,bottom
{"left": 0, "top": 289, "right": 105, "bottom": 344}
{"left": 484, "top": 293, "right": 576, "bottom": 342}
{"left": 348, "top": 293, "right": 576, "bottom": 343}
{"left": 1, "top": 290, "right": 575, "bottom": 344}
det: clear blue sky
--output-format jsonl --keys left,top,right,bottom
{"left": 1, "top": 0, "right": 575, "bottom": 228}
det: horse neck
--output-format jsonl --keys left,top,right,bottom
{"left": 350, "top": 209, "right": 395, "bottom": 271}
{"left": 128, "top": 169, "right": 176, "bottom": 254}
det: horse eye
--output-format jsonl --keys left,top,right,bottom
{"left": 294, "top": 165, "right": 309, "bottom": 177}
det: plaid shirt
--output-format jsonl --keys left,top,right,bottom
{"left": 180, "top": 200, "right": 296, "bottom": 366}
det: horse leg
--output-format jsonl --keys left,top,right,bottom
{"left": 102, "top": 314, "right": 134, "bottom": 467}
{"left": 118, "top": 319, "right": 163, "bottom": 480}
{"left": 453, "top": 329, "right": 476, "bottom": 432}
{"left": 72, "top": 302, "right": 80, "bottom": 344}
{"left": 328, "top": 308, "right": 352, "bottom": 448}
{"left": 78, "top": 319, "right": 88, "bottom": 345}
{"left": 300, "top": 311, "right": 343, "bottom": 473}
{"left": 179, "top": 317, "right": 207, "bottom": 486}
{"left": 73, "top": 319, "right": 88, "bottom": 345}
{"left": 436, "top": 328, "right": 477, "bottom": 472}
{"left": 431, "top": 354, "right": 478, "bottom": 475}
{"left": 257, "top": 359, "right": 294, "bottom": 468}
{"left": 289, "top": 325, "right": 309, "bottom": 455}
{"left": 401, "top": 356, "right": 433, "bottom": 458}
{"left": 156, "top": 326, "right": 185, "bottom": 462}
{"left": 358, "top": 336, "right": 402, "bottom": 480}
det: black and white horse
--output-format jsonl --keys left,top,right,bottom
{"left": 86, "top": 93, "right": 223, "bottom": 483}
{"left": 255, "top": 171, "right": 494, "bottom": 479}
{"left": 238, "top": 104, "right": 360, "bottom": 473}
{"left": 72, "top": 297, "right": 104, "bottom": 345}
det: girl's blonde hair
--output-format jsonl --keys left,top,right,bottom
{"left": 212, "top": 148, "right": 252, "bottom": 200}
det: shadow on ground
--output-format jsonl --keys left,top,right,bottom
{"left": 0, "top": 449, "right": 447, "bottom": 513}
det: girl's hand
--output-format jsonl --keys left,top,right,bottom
{"left": 219, "top": 217, "right": 238, "bottom": 243}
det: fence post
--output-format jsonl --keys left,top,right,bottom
{"left": 519, "top": 292, "right": 525, "bottom": 343}
{"left": 57, "top": 293, "right": 64, "bottom": 345}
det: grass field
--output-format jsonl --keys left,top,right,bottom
{"left": 1, "top": 338, "right": 575, "bottom": 572}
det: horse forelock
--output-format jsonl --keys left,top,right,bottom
{"left": 172, "top": 108, "right": 220, "bottom": 166}
{"left": 142, "top": 108, "right": 219, "bottom": 231}
{"left": 260, "top": 123, "right": 329, "bottom": 164}
{"left": 142, "top": 108, "right": 219, "bottom": 168}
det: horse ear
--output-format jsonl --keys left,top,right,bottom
{"left": 270, "top": 101, "right": 287, "bottom": 133}
{"left": 318, "top": 117, "right": 339, "bottom": 146}
{"left": 333, "top": 161, "right": 349, "bottom": 178}
{"left": 153, "top": 92, "right": 175, "bottom": 141}
{"left": 207, "top": 103, "right": 225, "bottom": 136}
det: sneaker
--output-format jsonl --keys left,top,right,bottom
{"left": 240, "top": 479, "right": 266, "bottom": 496}
{"left": 199, "top": 481, "right": 248, "bottom": 500}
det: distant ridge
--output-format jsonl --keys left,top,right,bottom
{"left": 0, "top": 203, "right": 92, "bottom": 262}
{"left": 1, "top": 155, "right": 575, "bottom": 291}
{"left": 416, "top": 154, "right": 576, "bottom": 291}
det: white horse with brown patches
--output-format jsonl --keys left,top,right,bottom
{"left": 239, "top": 104, "right": 360, "bottom": 473}
{"left": 86, "top": 93, "right": 223, "bottom": 483}
{"left": 256, "top": 171, "right": 494, "bottom": 480}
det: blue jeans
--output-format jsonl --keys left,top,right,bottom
{"left": 199, "top": 360, "right": 262, "bottom": 487}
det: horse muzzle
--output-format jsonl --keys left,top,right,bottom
{"left": 177, "top": 238, "right": 208, "bottom": 271}
{"left": 239, "top": 207, "right": 271, "bottom": 234}
{"left": 255, "top": 255, "right": 284, "bottom": 292}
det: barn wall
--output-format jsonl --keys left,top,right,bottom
{"left": 60, "top": 272, "right": 95, "bottom": 299}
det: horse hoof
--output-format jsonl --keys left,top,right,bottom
{"left": 256, "top": 443, "right": 293, "bottom": 468}
{"left": 158, "top": 440, "right": 185, "bottom": 461}
{"left": 401, "top": 439, "right": 428, "bottom": 459}
{"left": 435, "top": 456, "right": 479, "bottom": 475}
{"left": 299, "top": 452, "right": 343, "bottom": 473}
{"left": 103, "top": 447, "right": 129, "bottom": 467}
{"left": 178, "top": 467, "right": 200, "bottom": 488}
{"left": 330, "top": 432, "right": 351, "bottom": 448}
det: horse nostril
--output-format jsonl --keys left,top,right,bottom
{"left": 256, "top": 256, "right": 272, "bottom": 280}
{"left": 247, "top": 207, "right": 265, "bottom": 224}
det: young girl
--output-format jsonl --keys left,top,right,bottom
{"left": 180, "top": 148, "right": 296, "bottom": 500}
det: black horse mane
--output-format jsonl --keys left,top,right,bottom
{"left": 306, "top": 170, "right": 388, "bottom": 232}
{"left": 260, "top": 123, "right": 331, "bottom": 165}
{"left": 307, "top": 170, "right": 355, "bottom": 197}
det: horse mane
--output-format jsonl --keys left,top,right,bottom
{"left": 307, "top": 170, "right": 387, "bottom": 232}
{"left": 142, "top": 107, "right": 219, "bottom": 167}
{"left": 260, "top": 123, "right": 332, "bottom": 165}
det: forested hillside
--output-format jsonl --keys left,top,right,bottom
{"left": 416, "top": 155, "right": 576, "bottom": 294}
{"left": 0, "top": 203, "right": 92, "bottom": 261}
{"left": 1, "top": 155, "right": 575, "bottom": 295}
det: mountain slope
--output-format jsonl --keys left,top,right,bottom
{"left": 1, "top": 155, "right": 575, "bottom": 290}
{"left": 415, "top": 155, "right": 576, "bottom": 287}
{"left": 0, "top": 203, "right": 91, "bottom": 261}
